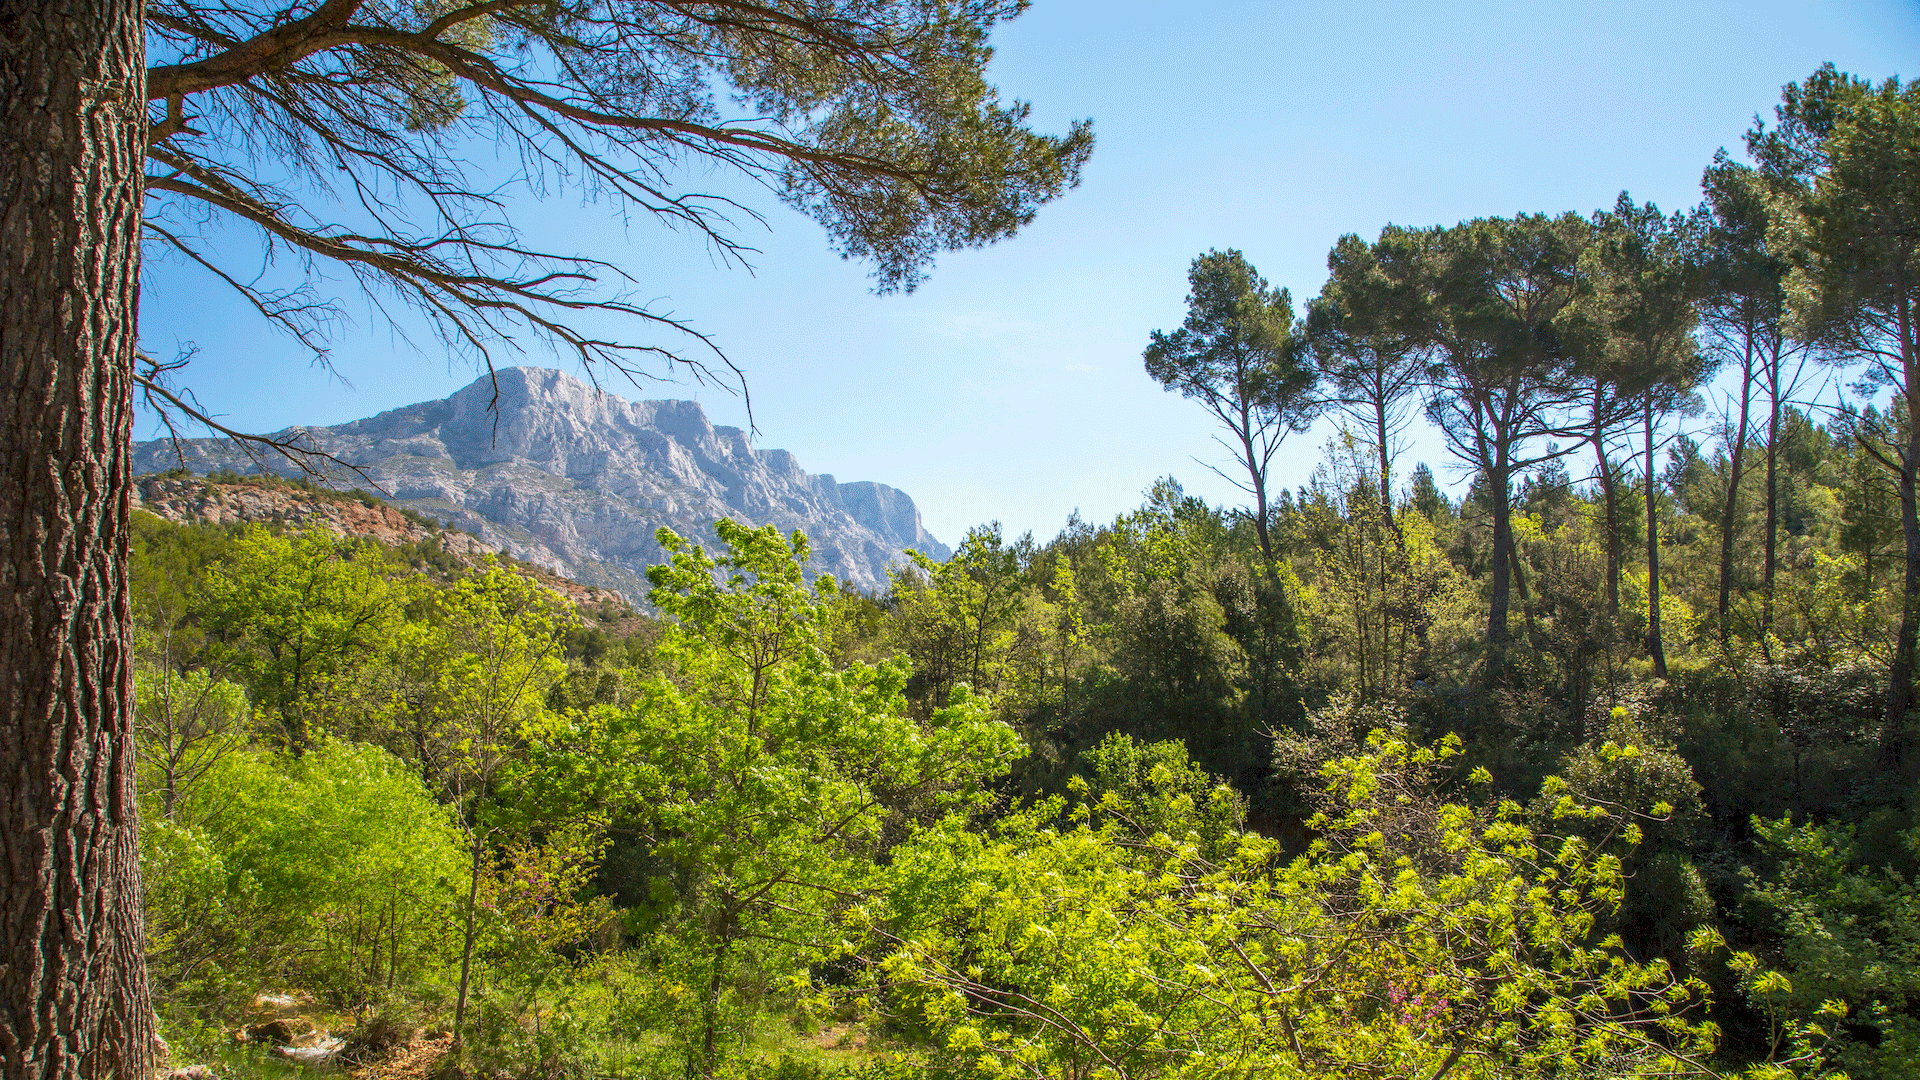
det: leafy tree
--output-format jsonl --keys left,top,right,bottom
{"left": 889, "top": 524, "right": 1027, "bottom": 716}
{"left": 1591, "top": 194, "right": 1712, "bottom": 677}
{"left": 1838, "top": 402, "right": 1904, "bottom": 595}
{"left": 1298, "top": 438, "right": 1443, "bottom": 702}
{"left": 1405, "top": 215, "right": 1593, "bottom": 680}
{"left": 195, "top": 527, "right": 400, "bottom": 748}
{"left": 1308, "top": 232, "right": 1427, "bottom": 526}
{"left": 462, "top": 824, "right": 616, "bottom": 1073}
{"left": 1752, "top": 64, "right": 1920, "bottom": 760}
{"left": 612, "top": 521, "right": 1022, "bottom": 1077}
{"left": 380, "top": 560, "right": 575, "bottom": 1054}
{"left": 1078, "top": 731, "right": 1246, "bottom": 858}
{"left": 1145, "top": 249, "right": 1320, "bottom": 577}
{"left": 138, "top": 739, "right": 465, "bottom": 1005}
{"left": 1408, "top": 462, "right": 1454, "bottom": 529}
{"left": 133, "top": 665, "right": 250, "bottom": 821}
{"left": 859, "top": 732, "right": 1781, "bottom": 1080}
{"left": 4, "top": 4, "right": 1090, "bottom": 1065}
{"left": 1748, "top": 814, "right": 1920, "bottom": 1079}
{"left": 1701, "top": 156, "right": 1799, "bottom": 639}
{"left": 1085, "top": 481, "right": 1287, "bottom": 783}
{"left": 141, "top": 0, "right": 1095, "bottom": 362}
{"left": 1567, "top": 286, "right": 1642, "bottom": 626}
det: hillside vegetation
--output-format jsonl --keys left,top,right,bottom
{"left": 133, "top": 66, "right": 1920, "bottom": 1080}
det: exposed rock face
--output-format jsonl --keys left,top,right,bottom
{"left": 132, "top": 367, "right": 950, "bottom": 599}
{"left": 134, "top": 474, "right": 629, "bottom": 611}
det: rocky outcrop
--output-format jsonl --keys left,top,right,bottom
{"left": 132, "top": 367, "right": 949, "bottom": 600}
{"left": 134, "top": 474, "right": 631, "bottom": 611}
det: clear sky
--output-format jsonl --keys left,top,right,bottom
{"left": 136, "top": 0, "right": 1920, "bottom": 549}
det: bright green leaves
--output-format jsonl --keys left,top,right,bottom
{"left": 195, "top": 526, "right": 401, "bottom": 747}
{"left": 617, "top": 521, "right": 1024, "bottom": 1075}
{"left": 137, "top": 739, "right": 465, "bottom": 1002}
{"left": 1745, "top": 813, "right": 1920, "bottom": 1078}
{"left": 889, "top": 524, "right": 1028, "bottom": 711}
{"left": 863, "top": 732, "right": 1733, "bottom": 1080}
{"left": 390, "top": 558, "right": 575, "bottom": 821}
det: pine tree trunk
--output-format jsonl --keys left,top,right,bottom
{"left": 1645, "top": 404, "right": 1668, "bottom": 678}
{"left": 1, "top": 0, "right": 155, "bottom": 1076}
{"left": 1376, "top": 394, "right": 1395, "bottom": 534}
{"left": 1593, "top": 395, "right": 1621, "bottom": 620}
{"left": 1762, "top": 343, "right": 1782, "bottom": 652}
{"left": 1718, "top": 336, "right": 1754, "bottom": 639}
{"left": 1251, "top": 477, "right": 1276, "bottom": 582}
{"left": 1486, "top": 453, "right": 1513, "bottom": 685}
{"left": 1883, "top": 286, "right": 1920, "bottom": 769}
{"left": 1885, "top": 442, "right": 1918, "bottom": 770}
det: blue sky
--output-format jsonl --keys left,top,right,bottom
{"left": 137, "top": 0, "right": 1920, "bottom": 548}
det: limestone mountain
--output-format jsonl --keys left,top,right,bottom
{"left": 134, "top": 472, "right": 633, "bottom": 613}
{"left": 132, "top": 367, "right": 950, "bottom": 599}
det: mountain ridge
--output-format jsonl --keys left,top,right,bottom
{"left": 132, "top": 367, "right": 949, "bottom": 599}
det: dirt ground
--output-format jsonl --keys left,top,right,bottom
{"left": 346, "top": 1032, "right": 454, "bottom": 1080}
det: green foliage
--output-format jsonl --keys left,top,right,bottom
{"left": 1143, "top": 250, "right": 1317, "bottom": 430}
{"left": 120, "top": 63, "right": 1920, "bottom": 1071}
{"left": 857, "top": 732, "right": 1747, "bottom": 1080}
{"left": 135, "top": 664, "right": 252, "bottom": 821}
{"left": 1748, "top": 814, "right": 1920, "bottom": 1079}
{"left": 1077, "top": 732, "right": 1246, "bottom": 856}
{"left": 890, "top": 525, "right": 1027, "bottom": 715}
{"left": 605, "top": 520, "right": 1025, "bottom": 1076}
{"left": 387, "top": 558, "right": 575, "bottom": 821}
{"left": 139, "top": 739, "right": 465, "bottom": 1005}
{"left": 195, "top": 527, "right": 401, "bottom": 747}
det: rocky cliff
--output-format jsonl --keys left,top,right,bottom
{"left": 134, "top": 473, "right": 632, "bottom": 612}
{"left": 132, "top": 367, "right": 950, "bottom": 599}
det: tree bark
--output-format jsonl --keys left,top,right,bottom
{"left": 1762, "top": 342, "right": 1783, "bottom": 651}
{"left": 1247, "top": 438, "right": 1278, "bottom": 585}
{"left": 1594, "top": 400, "right": 1621, "bottom": 619}
{"left": 1485, "top": 452, "right": 1513, "bottom": 685}
{"left": 451, "top": 828, "right": 484, "bottom": 1056}
{"left": 1, "top": 0, "right": 155, "bottom": 1077}
{"left": 1882, "top": 285, "right": 1919, "bottom": 770}
{"left": 1717, "top": 334, "right": 1754, "bottom": 639}
{"left": 1884, "top": 437, "right": 1918, "bottom": 770}
{"left": 1644, "top": 403, "right": 1668, "bottom": 678}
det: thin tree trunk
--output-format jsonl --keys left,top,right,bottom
{"left": 1376, "top": 393, "right": 1395, "bottom": 534}
{"left": 1762, "top": 342, "right": 1783, "bottom": 651}
{"left": 1, "top": 0, "right": 155, "bottom": 1077}
{"left": 1718, "top": 336, "right": 1755, "bottom": 639}
{"left": 698, "top": 940, "right": 730, "bottom": 1080}
{"left": 1251, "top": 479, "right": 1276, "bottom": 581}
{"left": 1486, "top": 453, "right": 1514, "bottom": 685}
{"left": 1882, "top": 286, "right": 1920, "bottom": 769}
{"left": 1645, "top": 404, "right": 1668, "bottom": 678}
{"left": 1885, "top": 439, "right": 1918, "bottom": 769}
{"left": 1509, "top": 542, "right": 1538, "bottom": 643}
{"left": 451, "top": 830, "right": 484, "bottom": 1056}
{"left": 1594, "top": 391, "right": 1622, "bottom": 620}
{"left": 1237, "top": 397, "right": 1283, "bottom": 588}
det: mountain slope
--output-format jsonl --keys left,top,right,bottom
{"left": 132, "top": 367, "right": 949, "bottom": 598}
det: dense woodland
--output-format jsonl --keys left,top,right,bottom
{"left": 128, "top": 66, "right": 1920, "bottom": 1080}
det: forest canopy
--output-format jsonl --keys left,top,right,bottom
{"left": 25, "top": 52, "right": 1920, "bottom": 1080}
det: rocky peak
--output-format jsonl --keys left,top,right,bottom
{"left": 132, "top": 367, "right": 950, "bottom": 601}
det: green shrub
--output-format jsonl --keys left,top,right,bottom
{"left": 141, "top": 738, "right": 465, "bottom": 1005}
